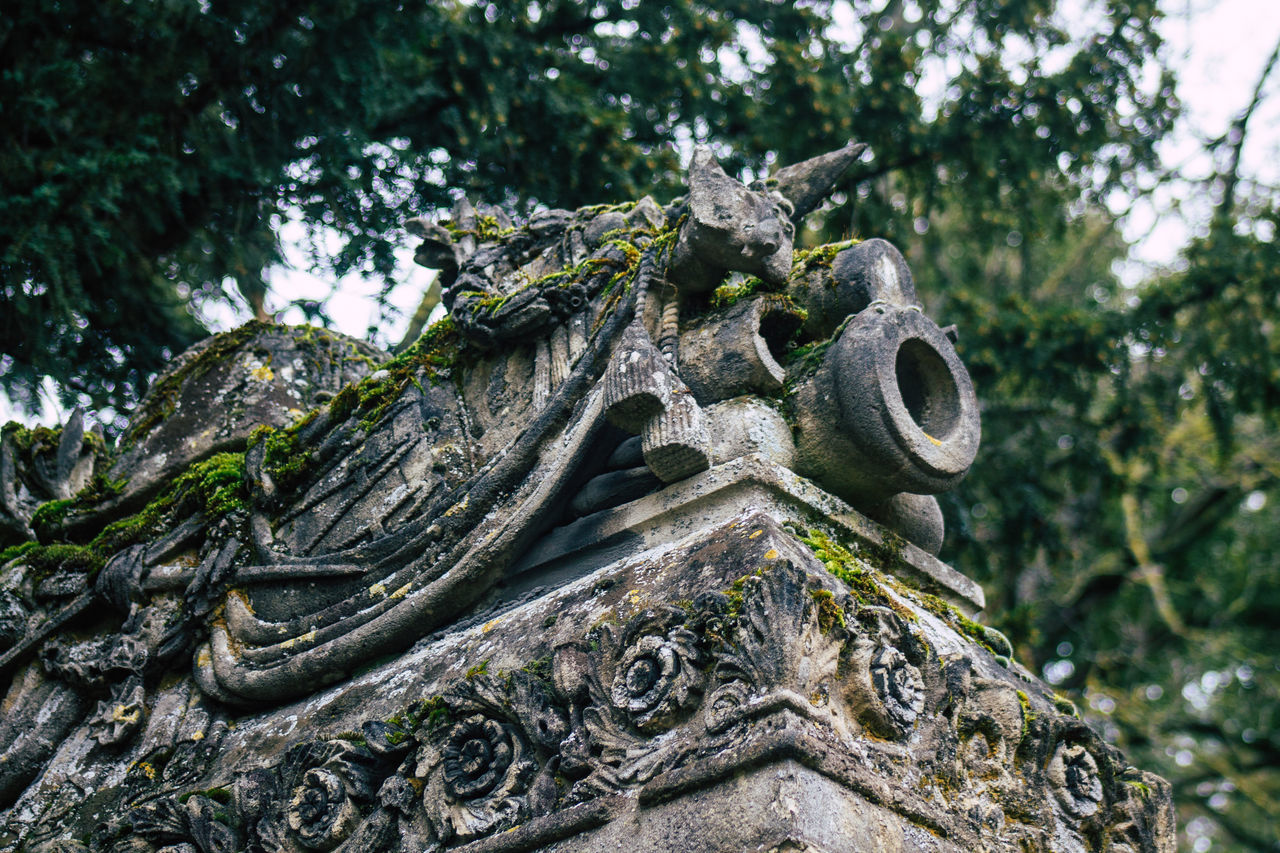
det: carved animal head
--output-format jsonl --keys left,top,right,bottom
{"left": 667, "top": 147, "right": 796, "bottom": 292}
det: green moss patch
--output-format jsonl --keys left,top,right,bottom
{"left": 327, "top": 317, "right": 461, "bottom": 432}
{"left": 791, "top": 238, "right": 861, "bottom": 273}
{"left": 792, "top": 526, "right": 884, "bottom": 605}
{"left": 18, "top": 452, "right": 248, "bottom": 579}
{"left": 811, "top": 588, "right": 845, "bottom": 633}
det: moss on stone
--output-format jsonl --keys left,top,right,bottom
{"left": 0, "top": 541, "right": 38, "bottom": 564}
{"left": 3, "top": 423, "right": 61, "bottom": 457}
{"left": 710, "top": 275, "right": 770, "bottom": 309}
{"left": 913, "top": 591, "right": 1018, "bottom": 664}
{"left": 76, "top": 470, "right": 128, "bottom": 507}
{"left": 30, "top": 498, "right": 74, "bottom": 531}
{"left": 417, "top": 696, "right": 455, "bottom": 736}
{"left": 792, "top": 526, "right": 882, "bottom": 605}
{"left": 250, "top": 409, "right": 321, "bottom": 495}
{"left": 521, "top": 655, "right": 553, "bottom": 684}
{"left": 443, "top": 214, "right": 516, "bottom": 242}
{"left": 18, "top": 451, "right": 248, "bottom": 579}
{"left": 1016, "top": 689, "right": 1035, "bottom": 737}
{"left": 1123, "top": 778, "right": 1152, "bottom": 797}
{"left": 574, "top": 201, "right": 639, "bottom": 217}
{"left": 811, "top": 588, "right": 845, "bottom": 634}
{"left": 791, "top": 238, "right": 861, "bottom": 273}
{"left": 323, "top": 316, "right": 461, "bottom": 433}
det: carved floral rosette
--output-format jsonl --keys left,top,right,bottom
{"left": 90, "top": 560, "right": 1168, "bottom": 853}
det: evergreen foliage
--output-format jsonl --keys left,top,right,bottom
{"left": 4, "top": 0, "right": 1169, "bottom": 415}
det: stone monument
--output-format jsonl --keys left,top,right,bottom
{"left": 0, "top": 143, "right": 1174, "bottom": 851}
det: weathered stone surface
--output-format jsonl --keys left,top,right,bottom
{"left": 792, "top": 302, "right": 981, "bottom": 505}
{"left": 788, "top": 237, "right": 919, "bottom": 341}
{"left": 0, "top": 143, "right": 1173, "bottom": 851}
{"left": 678, "top": 295, "right": 804, "bottom": 404}
{"left": 109, "top": 324, "right": 383, "bottom": 513}
{"left": 1, "top": 410, "right": 100, "bottom": 542}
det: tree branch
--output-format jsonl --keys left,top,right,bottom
{"left": 1216, "top": 33, "right": 1280, "bottom": 226}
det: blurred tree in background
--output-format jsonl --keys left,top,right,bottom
{"left": 1, "top": 0, "right": 1167, "bottom": 416}
{"left": 3, "top": 1, "right": 1277, "bottom": 848}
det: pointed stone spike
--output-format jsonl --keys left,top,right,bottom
{"left": 0, "top": 431, "right": 21, "bottom": 527}
{"left": 475, "top": 202, "right": 513, "bottom": 231}
{"left": 770, "top": 141, "right": 869, "bottom": 222}
{"left": 450, "top": 195, "right": 477, "bottom": 230}
{"left": 54, "top": 408, "right": 86, "bottom": 496}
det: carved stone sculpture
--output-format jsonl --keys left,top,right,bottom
{"left": 0, "top": 143, "right": 1173, "bottom": 852}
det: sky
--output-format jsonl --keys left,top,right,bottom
{"left": 5, "top": 0, "right": 1280, "bottom": 428}
{"left": 1122, "top": 0, "right": 1280, "bottom": 277}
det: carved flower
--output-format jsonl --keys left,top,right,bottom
{"left": 287, "top": 767, "right": 361, "bottom": 850}
{"left": 1048, "top": 742, "right": 1104, "bottom": 818}
{"left": 609, "top": 627, "right": 702, "bottom": 732}
{"left": 89, "top": 677, "right": 147, "bottom": 747}
{"left": 870, "top": 646, "right": 925, "bottom": 732}
{"left": 442, "top": 716, "right": 525, "bottom": 800}
{"left": 846, "top": 638, "right": 925, "bottom": 739}
{"left": 424, "top": 714, "right": 537, "bottom": 842}
{"left": 703, "top": 680, "right": 752, "bottom": 733}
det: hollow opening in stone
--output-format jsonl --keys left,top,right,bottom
{"left": 758, "top": 303, "right": 804, "bottom": 364}
{"left": 895, "top": 338, "right": 960, "bottom": 440}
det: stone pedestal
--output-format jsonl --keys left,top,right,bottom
{"left": 4, "top": 487, "right": 1171, "bottom": 852}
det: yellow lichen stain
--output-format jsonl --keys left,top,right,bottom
{"left": 764, "top": 548, "right": 779, "bottom": 560}
{"left": 445, "top": 497, "right": 469, "bottom": 517}
{"left": 112, "top": 704, "right": 140, "bottom": 724}
{"left": 627, "top": 589, "right": 643, "bottom": 607}
{"left": 229, "top": 588, "right": 256, "bottom": 615}
{"left": 390, "top": 583, "right": 412, "bottom": 600}
{"left": 197, "top": 648, "right": 212, "bottom": 667}
{"left": 748, "top": 529, "right": 764, "bottom": 540}
{"left": 925, "top": 433, "right": 942, "bottom": 446}
{"left": 191, "top": 731, "right": 205, "bottom": 741}
{"left": 368, "top": 582, "right": 387, "bottom": 597}
{"left": 282, "top": 629, "right": 318, "bottom": 650}
{"left": 133, "top": 761, "right": 156, "bottom": 780}
{"left": 482, "top": 618, "right": 500, "bottom": 633}
{"left": 250, "top": 364, "right": 275, "bottom": 382}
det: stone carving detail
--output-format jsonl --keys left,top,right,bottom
{"left": 842, "top": 606, "right": 927, "bottom": 738}
{"left": 0, "top": 541, "right": 1173, "bottom": 851}
{"left": 0, "top": 139, "right": 1174, "bottom": 850}
{"left": 426, "top": 713, "right": 536, "bottom": 841}
{"left": 287, "top": 766, "right": 362, "bottom": 849}
{"left": 92, "top": 562, "right": 1162, "bottom": 851}
{"left": 1048, "top": 740, "right": 1105, "bottom": 819}
{"left": 0, "top": 409, "right": 99, "bottom": 542}
{"left": 608, "top": 619, "right": 703, "bottom": 732}
{"left": 88, "top": 676, "right": 148, "bottom": 747}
